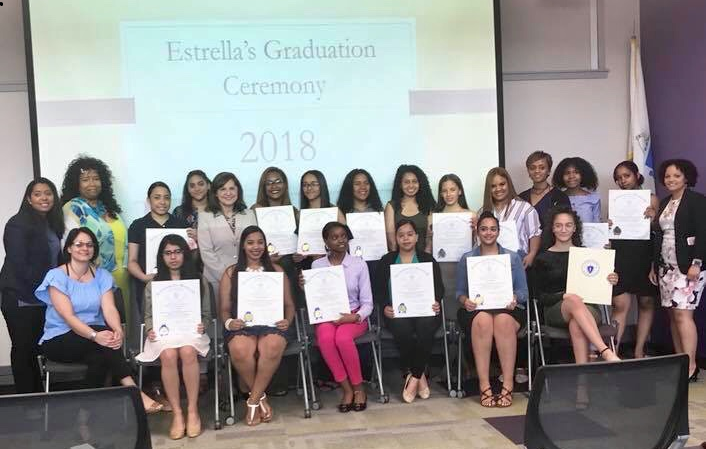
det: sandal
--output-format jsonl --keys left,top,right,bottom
{"left": 245, "top": 396, "right": 261, "bottom": 426}
{"left": 496, "top": 387, "right": 513, "bottom": 408}
{"left": 352, "top": 390, "right": 367, "bottom": 412}
{"left": 259, "top": 393, "right": 273, "bottom": 423}
{"left": 479, "top": 387, "right": 496, "bottom": 408}
{"left": 144, "top": 400, "right": 164, "bottom": 415}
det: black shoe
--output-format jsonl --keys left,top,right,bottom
{"left": 338, "top": 402, "right": 353, "bottom": 413}
{"left": 689, "top": 367, "right": 700, "bottom": 383}
{"left": 352, "top": 390, "right": 367, "bottom": 412}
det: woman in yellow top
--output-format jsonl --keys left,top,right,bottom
{"left": 60, "top": 157, "right": 129, "bottom": 318}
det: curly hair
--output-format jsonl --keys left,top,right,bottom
{"left": 300, "top": 170, "right": 333, "bottom": 209}
{"left": 19, "top": 177, "right": 65, "bottom": 238}
{"left": 390, "top": 164, "right": 435, "bottom": 215}
{"left": 434, "top": 173, "right": 469, "bottom": 212}
{"left": 552, "top": 157, "right": 599, "bottom": 191}
{"left": 153, "top": 234, "right": 199, "bottom": 281}
{"left": 60, "top": 156, "right": 122, "bottom": 218}
{"left": 657, "top": 159, "right": 699, "bottom": 187}
{"left": 337, "top": 169, "right": 383, "bottom": 213}
{"left": 613, "top": 161, "right": 644, "bottom": 187}
{"left": 541, "top": 205, "right": 583, "bottom": 249}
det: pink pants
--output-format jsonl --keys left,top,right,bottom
{"left": 315, "top": 320, "right": 368, "bottom": 385}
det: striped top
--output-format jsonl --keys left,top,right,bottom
{"left": 491, "top": 198, "right": 541, "bottom": 255}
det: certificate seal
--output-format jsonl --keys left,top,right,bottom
{"left": 397, "top": 303, "right": 407, "bottom": 314}
{"left": 244, "top": 311, "right": 254, "bottom": 323}
{"left": 301, "top": 242, "right": 310, "bottom": 253}
{"left": 437, "top": 248, "right": 446, "bottom": 259}
{"left": 267, "top": 243, "right": 276, "bottom": 254}
{"left": 581, "top": 260, "right": 600, "bottom": 277}
{"left": 612, "top": 226, "right": 622, "bottom": 237}
{"left": 158, "top": 324, "right": 170, "bottom": 337}
{"left": 313, "top": 307, "right": 323, "bottom": 321}
{"left": 472, "top": 294, "right": 484, "bottom": 305}
{"left": 354, "top": 246, "right": 363, "bottom": 257}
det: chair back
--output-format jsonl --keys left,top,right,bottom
{"left": 524, "top": 354, "right": 689, "bottom": 449}
{"left": 113, "top": 286, "right": 127, "bottom": 324}
{"left": 0, "top": 386, "right": 152, "bottom": 449}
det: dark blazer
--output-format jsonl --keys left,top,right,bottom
{"left": 653, "top": 189, "right": 706, "bottom": 274}
{"left": 0, "top": 210, "right": 60, "bottom": 305}
{"left": 374, "top": 251, "right": 444, "bottom": 307}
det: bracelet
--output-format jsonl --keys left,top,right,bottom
{"left": 88, "top": 331, "right": 97, "bottom": 341}
{"left": 224, "top": 318, "right": 234, "bottom": 331}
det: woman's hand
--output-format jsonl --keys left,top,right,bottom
{"left": 687, "top": 265, "right": 701, "bottom": 282}
{"left": 644, "top": 206, "right": 656, "bottom": 219}
{"left": 147, "top": 329, "right": 157, "bottom": 342}
{"left": 197, "top": 323, "right": 205, "bottom": 334}
{"left": 298, "top": 271, "right": 305, "bottom": 289}
{"left": 506, "top": 294, "right": 517, "bottom": 310}
{"left": 648, "top": 267, "right": 658, "bottom": 286}
{"left": 563, "top": 293, "right": 581, "bottom": 302}
{"left": 143, "top": 273, "right": 156, "bottom": 283}
{"left": 292, "top": 253, "right": 306, "bottom": 263}
{"left": 522, "top": 254, "right": 535, "bottom": 269}
{"left": 106, "top": 329, "right": 123, "bottom": 350}
{"left": 607, "top": 272, "right": 619, "bottom": 286}
{"left": 270, "top": 253, "right": 282, "bottom": 264}
{"left": 383, "top": 305, "right": 395, "bottom": 319}
{"left": 275, "top": 319, "right": 290, "bottom": 331}
{"left": 432, "top": 301, "right": 441, "bottom": 315}
{"left": 94, "top": 330, "right": 116, "bottom": 348}
{"left": 334, "top": 313, "right": 360, "bottom": 324}
{"left": 186, "top": 228, "right": 197, "bottom": 241}
{"left": 227, "top": 319, "right": 246, "bottom": 331}
{"left": 461, "top": 295, "right": 477, "bottom": 312}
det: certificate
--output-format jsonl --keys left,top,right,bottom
{"left": 608, "top": 189, "right": 651, "bottom": 240}
{"left": 566, "top": 247, "right": 615, "bottom": 305}
{"left": 497, "top": 221, "right": 520, "bottom": 252}
{"left": 145, "top": 228, "right": 192, "bottom": 274}
{"left": 466, "top": 254, "right": 514, "bottom": 310}
{"left": 346, "top": 212, "right": 387, "bottom": 261}
{"left": 297, "top": 207, "right": 338, "bottom": 255}
{"left": 151, "top": 280, "right": 201, "bottom": 339}
{"left": 432, "top": 212, "right": 473, "bottom": 262}
{"left": 302, "top": 265, "right": 351, "bottom": 323}
{"left": 390, "top": 262, "right": 436, "bottom": 317}
{"left": 237, "top": 271, "right": 284, "bottom": 326}
{"left": 255, "top": 205, "right": 298, "bottom": 255}
{"left": 582, "top": 223, "right": 610, "bottom": 249}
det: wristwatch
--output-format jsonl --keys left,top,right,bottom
{"left": 692, "top": 259, "right": 703, "bottom": 268}
{"left": 89, "top": 331, "right": 97, "bottom": 341}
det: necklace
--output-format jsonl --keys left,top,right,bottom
{"left": 531, "top": 184, "right": 551, "bottom": 195}
{"left": 68, "top": 262, "right": 90, "bottom": 280}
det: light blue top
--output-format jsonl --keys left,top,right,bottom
{"left": 568, "top": 191, "right": 601, "bottom": 223}
{"left": 455, "top": 245, "right": 528, "bottom": 306}
{"left": 35, "top": 266, "right": 114, "bottom": 343}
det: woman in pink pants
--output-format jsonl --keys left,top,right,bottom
{"left": 310, "top": 221, "right": 373, "bottom": 412}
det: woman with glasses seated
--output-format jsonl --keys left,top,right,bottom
{"left": 456, "top": 211, "right": 528, "bottom": 408}
{"left": 35, "top": 227, "right": 162, "bottom": 413}
{"left": 136, "top": 234, "right": 211, "bottom": 440}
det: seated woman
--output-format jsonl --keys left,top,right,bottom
{"left": 307, "top": 222, "right": 373, "bottom": 412}
{"left": 456, "top": 211, "right": 528, "bottom": 408}
{"left": 533, "top": 206, "right": 620, "bottom": 363}
{"left": 220, "top": 226, "right": 295, "bottom": 426}
{"left": 376, "top": 219, "right": 442, "bottom": 403}
{"left": 136, "top": 234, "right": 211, "bottom": 440}
{"left": 35, "top": 227, "right": 162, "bottom": 412}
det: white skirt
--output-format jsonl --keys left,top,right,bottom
{"left": 135, "top": 334, "right": 211, "bottom": 363}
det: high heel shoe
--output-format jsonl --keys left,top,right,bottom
{"left": 417, "top": 374, "right": 430, "bottom": 399}
{"left": 186, "top": 413, "right": 201, "bottom": 438}
{"left": 259, "top": 393, "right": 273, "bottom": 422}
{"left": 169, "top": 415, "right": 185, "bottom": 440}
{"left": 689, "top": 367, "right": 700, "bottom": 383}
{"left": 245, "top": 396, "right": 261, "bottom": 426}
{"left": 352, "top": 390, "right": 367, "bottom": 412}
{"left": 402, "top": 373, "right": 417, "bottom": 403}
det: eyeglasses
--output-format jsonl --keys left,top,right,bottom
{"left": 163, "top": 249, "right": 184, "bottom": 257}
{"left": 265, "top": 179, "right": 283, "bottom": 186}
{"left": 302, "top": 182, "right": 320, "bottom": 189}
{"left": 73, "top": 242, "right": 94, "bottom": 249}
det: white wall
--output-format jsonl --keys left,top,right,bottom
{"left": 0, "top": 0, "right": 639, "bottom": 373}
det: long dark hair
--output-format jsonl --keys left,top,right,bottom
{"left": 613, "top": 161, "right": 645, "bottom": 187}
{"left": 179, "top": 170, "right": 210, "bottom": 217}
{"left": 337, "top": 168, "right": 383, "bottom": 213}
{"left": 207, "top": 172, "right": 247, "bottom": 213}
{"left": 60, "top": 156, "right": 122, "bottom": 218}
{"left": 153, "top": 234, "right": 199, "bottom": 281}
{"left": 390, "top": 164, "right": 435, "bottom": 215}
{"left": 541, "top": 205, "right": 583, "bottom": 249}
{"left": 255, "top": 167, "right": 293, "bottom": 207}
{"left": 229, "top": 226, "right": 276, "bottom": 305}
{"left": 434, "top": 173, "right": 469, "bottom": 212}
{"left": 552, "top": 157, "right": 599, "bottom": 191}
{"left": 62, "top": 227, "right": 99, "bottom": 264}
{"left": 19, "top": 178, "right": 64, "bottom": 238}
{"left": 300, "top": 170, "right": 333, "bottom": 209}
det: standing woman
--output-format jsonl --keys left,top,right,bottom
{"left": 337, "top": 169, "right": 384, "bottom": 214}
{"left": 481, "top": 167, "right": 541, "bottom": 268}
{"left": 220, "top": 226, "right": 295, "bottom": 426}
{"left": 553, "top": 157, "right": 601, "bottom": 223}
{"left": 127, "top": 182, "right": 190, "bottom": 309}
{"left": 610, "top": 161, "right": 659, "bottom": 358}
{"left": 198, "top": 172, "right": 257, "bottom": 292}
{"left": 253, "top": 167, "right": 297, "bottom": 212}
{"left": 456, "top": 212, "right": 527, "bottom": 408}
{"left": 136, "top": 234, "right": 211, "bottom": 439}
{"left": 173, "top": 170, "right": 211, "bottom": 230}
{"left": 61, "top": 156, "right": 130, "bottom": 317}
{"left": 650, "top": 159, "right": 706, "bottom": 380}
{"left": 309, "top": 222, "right": 373, "bottom": 412}
{"left": 299, "top": 170, "right": 346, "bottom": 222}
{"left": 384, "top": 165, "right": 435, "bottom": 253}
{"left": 377, "top": 219, "right": 442, "bottom": 403}
{"left": 0, "top": 179, "right": 64, "bottom": 393}
{"left": 518, "top": 151, "right": 571, "bottom": 229}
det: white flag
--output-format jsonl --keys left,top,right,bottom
{"left": 629, "top": 36, "right": 655, "bottom": 191}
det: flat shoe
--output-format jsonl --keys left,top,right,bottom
{"left": 144, "top": 401, "right": 164, "bottom": 415}
{"left": 417, "top": 375, "right": 430, "bottom": 399}
{"left": 402, "top": 374, "right": 416, "bottom": 404}
{"left": 186, "top": 418, "right": 201, "bottom": 438}
{"left": 169, "top": 417, "right": 185, "bottom": 440}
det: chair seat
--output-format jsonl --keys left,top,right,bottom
{"left": 45, "top": 360, "right": 89, "bottom": 374}
{"left": 541, "top": 324, "right": 617, "bottom": 340}
{"left": 283, "top": 340, "right": 305, "bottom": 357}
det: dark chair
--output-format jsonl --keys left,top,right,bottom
{"left": 524, "top": 354, "right": 690, "bottom": 449}
{"left": 0, "top": 386, "right": 152, "bottom": 449}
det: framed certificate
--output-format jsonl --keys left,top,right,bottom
{"left": 466, "top": 254, "right": 514, "bottom": 310}
{"left": 582, "top": 223, "right": 610, "bottom": 249}
{"left": 237, "top": 271, "right": 284, "bottom": 326}
{"left": 346, "top": 212, "right": 387, "bottom": 261}
{"left": 566, "top": 247, "right": 615, "bottom": 305}
{"left": 297, "top": 207, "right": 338, "bottom": 255}
{"left": 145, "top": 228, "right": 191, "bottom": 274}
{"left": 255, "top": 205, "right": 298, "bottom": 255}
{"left": 302, "top": 265, "right": 351, "bottom": 323}
{"left": 390, "top": 262, "right": 436, "bottom": 317}
{"left": 608, "top": 189, "right": 651, "bottom": 240}
{"left": 151, "top": 279, "right": 201, "bottom": 339}
{"left": 432, "top": 212, "right": 473, "bottom": 262}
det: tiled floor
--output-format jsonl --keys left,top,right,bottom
{"left": 147, "top": 372, "right": 706, "bottom": 449}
